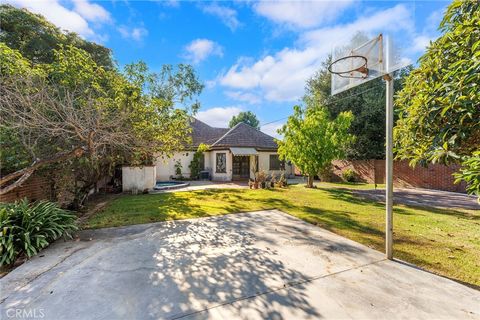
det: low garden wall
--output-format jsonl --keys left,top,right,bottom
{"left": 330, "top": 159, "right": 466, "bottom": 193}
{"left": 122, "top": 166, "right": 156, "bottom": 193}
{"left": 0, "top": 174, "right": 54, "bottom": 203}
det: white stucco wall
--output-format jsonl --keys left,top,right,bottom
{"left": 250, "top": 151, "right": 293, "bottom": 179}
{"left": 155, "top": 151, "right": 216, "bottom": 181}
{"left": 257, "top": 152, "right": 294, "bottom": 178}
{"left": 155, "top": 152, "right": 195, "bottom": 181}
{"left": 122, "top": 166, "right": 156, "bottom": 192}
{"left": 154, "top": 150, "right": 293, "bottom": 182}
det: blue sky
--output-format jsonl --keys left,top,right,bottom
{"left": 8, "top": 0, "right": 449, "bottom": 137}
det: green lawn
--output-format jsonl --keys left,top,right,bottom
{"left": 85, "top": 184, "right": 480, "bottom": 287}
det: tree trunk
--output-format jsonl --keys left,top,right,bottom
{"left": 306, "top": 175, "right": 314, "bottom": 188}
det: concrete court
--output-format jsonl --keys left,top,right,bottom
{"left": 1, "top": 210, "right": 479, "bottom": 320}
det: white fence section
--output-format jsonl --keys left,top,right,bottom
{"left": 122, "top": 166, "right": 156, "bottom": 193}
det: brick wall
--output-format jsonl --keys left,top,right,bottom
{"left": 0, "top": 175, "right": 54, "bottom": 203}
{"left": 331, "top": 159, "right": 467, "bottom": 193}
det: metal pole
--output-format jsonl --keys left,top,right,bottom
{"left": 384, "top": 73, "right": 394, "bottom": 260}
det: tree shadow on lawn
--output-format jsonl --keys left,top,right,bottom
{"left": 155, "top": 189, "right": 382, "bottom": 239}
{"left": 158, "top": 189, "right": 295, "bottom": 219}
{"left": 299, "top": 205, "right": 384, "bottom": 237}
{"left": 389, "top": 236, "right": 480, "bottom": 289}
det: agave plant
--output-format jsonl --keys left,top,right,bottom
{"left": 0, "top": 199, "right": 78, "bottom": 266}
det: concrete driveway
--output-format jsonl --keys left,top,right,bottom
{"left": 1, "top": 210, "right": 478, "bottom": 320}
{"left": 353, "top": 188, "right": 479, "bottom": 210}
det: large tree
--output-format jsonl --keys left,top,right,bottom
{"left": 229, "top": 111, "right": 260, "bottom": 129}
{"left": 394, "top": 0, "right": 479, "bottom": 197}
{"left": 0, "top": 43, "right": 203, "bottom": 206}
{"left": 277, "top": 100, "right": 355, "bottom": 188}
{"left": 305, "top": 55, "right": 411, "bottom": 160}
{"left": 0, "top": 4, "right": 114, "bottom": 69}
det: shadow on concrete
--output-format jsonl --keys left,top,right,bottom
{"left": 144, "top": 213, "right": 367, "bottom": 319}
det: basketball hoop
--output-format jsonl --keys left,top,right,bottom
{"left": 328, "top": 55, "right": 369, "bottom": 79}
{"left": 327, "top": 32, "right": 411, "bottom": 260}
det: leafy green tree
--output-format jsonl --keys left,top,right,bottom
{"left": 277, "top": 102, "right": 355, "bottom": 188}
{"left": 454, "top": 152, "right": 480, "bottom": 201}
{"left": 229, "top": 111, "right": 260, "bottom": 129}
{"left": 0, "top": 4, "right": 113, "bottom": 69}
{"left": 305, "top": 56, "right": 411, "bottom": 159}
{"left": 394, "top": 0, "right": 479, "bottom": 197}
{"left": 0, "top": 44, "right": 203, "bottom": 206}
{"left": 122, "top": 61, "right": 204, "bottom": 164}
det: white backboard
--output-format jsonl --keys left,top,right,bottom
{"left": 331, "top": 33, "right": 409, "bottom": 95}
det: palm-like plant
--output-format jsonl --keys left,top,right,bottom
{"left": 0, "top": 199, "right": 78, "bottom": 266}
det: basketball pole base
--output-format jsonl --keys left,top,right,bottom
{"left": 383, "top": 73, "right": 394, "bottom": 260}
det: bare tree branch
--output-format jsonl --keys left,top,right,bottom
{"left": 0, "top": 147, "right": 86, "bottom": 195}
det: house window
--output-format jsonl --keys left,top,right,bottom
{"left": 216, "top": 153, "right": 226, "bottom": 173}
{"left": 269, "top": 154, "right": 285, "bottom": 170}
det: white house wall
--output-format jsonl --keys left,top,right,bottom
{"left": 256, "top": 152, "right": 294, "bottom": 178}
{"left": 155, "top": 150, "right": 293, "bottom": 182}
{"left": 155, "top": 152, "right": 195, "bottom": 181}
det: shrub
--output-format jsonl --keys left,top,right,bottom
{"left": 278, "top": 172, "right": 288, "bottom": 187}
{"left": 174, "top": 160, "right": 182, "bottom": 177}
{"left": 342, "top": 168, "right": 356, "bottom": 182}
{"left": 189, "top": 144, "right": 209, "bottom": 180}
{"left": 0, "top": 199, "right": 78, "bottom": 266}
{"left": 270, "top": 174, "right": 277, "bottom": 188}
{"left": 255, "top": 171, "right": 267, "bottom": 188}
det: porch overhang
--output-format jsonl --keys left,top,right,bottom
{"left": 230, "top": 147, "right": 258, "bottom": 156}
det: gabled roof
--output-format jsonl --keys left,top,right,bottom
{"left": 212, "top": 122, "right": 278, "bottom": 150}
{"left": 189, "top": 118, "right": 278, "bottom": 150}
{"left": 190, "top": 118, "right": 229, "bottom": 147}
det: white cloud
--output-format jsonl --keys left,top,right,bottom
{"left": 300, "top": 4, "right": 414, "bottom": 46}
{"left": 201, "top": 3, "right": 240, "bottom": 31}
{"left": 162, "top": 0, "right": 180, "bottom": 8}
{"left": 253, "top": 0, "right": 355, "bottom": 29}
{"left": 72, "top": 0, "right": 111, "bottom": 23}
{"left": 225, "top": 91, "right": 261, "bottom": 104}
{"left": 184, "top": 39, "right": 223, "bottom": 64}
{"left": 220, "top": 4, "right": 414, "bottom": 102}
{"left": 409, "top": 9, "right": 444, "bottom": 54}
{"left": 196, "top": 106, "right": 243, "bottom": 128}
{"left": 118, "top": 26, "right": 148, "bottom": 42}
{"left": 261, "top": 122, "right": 284, "bottom": 139}
{"left": 412, "top": 35, "right": 432, "bottom": 53}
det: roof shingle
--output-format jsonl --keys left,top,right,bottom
{"left": 189, "top": 118, "right": 278, "bottom": 150}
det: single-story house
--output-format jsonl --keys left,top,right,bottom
{"left": 156, "top": 118, "right": 294, "bottom": 181}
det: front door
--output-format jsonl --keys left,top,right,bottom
{"left": 232, "top": 156, "right": 250, "bottom": 180}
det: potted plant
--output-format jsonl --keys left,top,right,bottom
{"left": 270, "top": 174, "right": 276, "bottom": 188}
{"left": 253, "top": 174, "right": 259, "bottom": 189}
{"left": 256, "top": 170, "right": 267, "bottom": 189}
{"left": 278, "top": 172, "right": 287, "bottom": 188}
